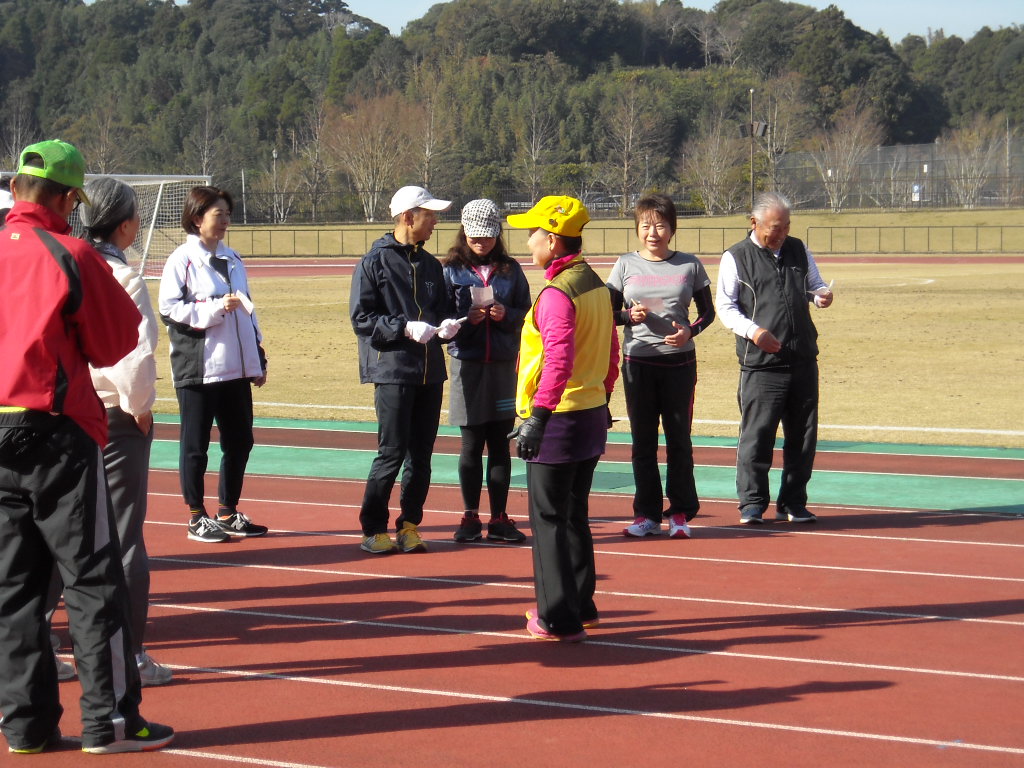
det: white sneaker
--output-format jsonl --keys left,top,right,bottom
{"left": 668, "top": 514, "right": 692, "bottom": 539}
{"left": 623, "top": 517, "right": 662, "bottom": 537}
{"left": 136, "top": 650, "right": 173, "bottom": 686}
{"left": 55, "top": 657, "right": 76, "bottom": 681}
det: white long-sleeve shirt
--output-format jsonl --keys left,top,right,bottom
{"left": 89, "top": 241, "right": 159, "bottom": 416}
{"left": 715, "top": 232, "right": 828, "bottom": 341}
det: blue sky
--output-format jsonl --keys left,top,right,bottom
{"left": 343, "top": 0, "right": 1019, "bottom": 42}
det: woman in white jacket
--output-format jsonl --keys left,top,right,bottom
{"left": 79, "top": 177, "right": 171, "bottom": 685}
{"left": 158, "top": 186, "right": 268, "bottom": 544}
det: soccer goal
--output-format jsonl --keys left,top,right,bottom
{"left": 75, "top": 174, "right": 211, "bottom": 278}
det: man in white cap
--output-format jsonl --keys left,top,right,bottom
{"left": 349, "top": 185, "right": 461, "bottom": 554}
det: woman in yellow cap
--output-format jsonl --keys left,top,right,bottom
{"left": 506, "top": 196, "right": 619, "bottom": 642}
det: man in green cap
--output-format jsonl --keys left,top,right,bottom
{"left": 0, "top": 140, "right": 174, "bottom": 754}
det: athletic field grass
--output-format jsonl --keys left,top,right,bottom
{"left": 146, "top": 255, "right": 1023, "bottom": 451}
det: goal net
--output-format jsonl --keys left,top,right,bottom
{"left": 72, "top": 174, "right": 211, "bottom": 278}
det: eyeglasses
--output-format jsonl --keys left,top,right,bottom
{"left": 65, "top": 188, "right": 82, "bottom": 212}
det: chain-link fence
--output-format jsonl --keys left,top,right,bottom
{"left": 228, "top": 138, "right": 1024, "bottom": 225}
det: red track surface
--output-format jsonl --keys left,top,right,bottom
{"left": 35, "top": 432, "right": 1024, "bottom": 767}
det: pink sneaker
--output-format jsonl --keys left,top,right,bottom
{"left": 526, "top": 615, "right": 587, "bottom": 643}
{"left": 526, "top": 608, "right": 599, "bottom": 629}
{"left": 668, "top": 514, "right": 692, "bottom": 539}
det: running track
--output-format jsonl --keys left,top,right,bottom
{"left": 40, "top": 419, "right": 1024, "bottom": 767}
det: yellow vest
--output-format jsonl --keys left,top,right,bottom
{"left": 517, "top": 258, "right": 612, "bottom": 417}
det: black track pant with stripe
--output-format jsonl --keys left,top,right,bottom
{"left": 0, "top": 412, "right": 144, "bottom": 751}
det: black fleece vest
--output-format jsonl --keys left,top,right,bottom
{"left": 730, "top": 235, "right": 818, "bottom": 370}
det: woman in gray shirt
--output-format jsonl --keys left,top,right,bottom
{"left": 606, "top": 194, "right": 715, "bottom": 539}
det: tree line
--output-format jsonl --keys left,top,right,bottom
{"left": 1, "top": 0, "right": 1020, "bottom": 221}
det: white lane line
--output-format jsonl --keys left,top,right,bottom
{"left": 152, "top": 554, "right": 1024, "bottom": 630}
{"left": 141, "top": 605, "right": 1024, "bottom": 755}
{"left": 151, "top": 601, "right": 1024, "bottom": 683}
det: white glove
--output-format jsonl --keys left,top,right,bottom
{"left": 404, "top": 320, "right": 437, "bottom": 343}
{"left": 436, "top": 318, "right": 463, "bottom": 341}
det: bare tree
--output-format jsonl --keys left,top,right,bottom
{"left": 758, "top": 73, "right": 813, "bottom": 201}
{"left": 252, "top": 156, "right": 299, "bottom": 224}
{"left": 678, "top": 112, "right": 747, "bottom": 215}
{"left": 601, "top": 77, "right": 669, "bottom": 215}
{"left": 406, "top": 62, "right": 452, "bottom": 190}
{"left": 57, "top": 92, "right": 136, "bottom": 174}
{"left": 865, "top": 145, "right": 912, "bottom": 209}
{"left": 184, "top": 94, "right": 223, "bottom": 177}
{"left": 297, "top": 96, "right": 333, "bottom": 222}
{"left": 325, "top": 94, "right": 410, "bottom": 222}
{"left": 710, "top": 14, "right": 748, "bottom": 69}
{"left": 809, "top": 102, "right": 884, "bottom": 212}
{"left": 1, "top": 85, "right": 37, "bottom": 169}
{"left": 513, "top": 88, "right": 558, "bottom": 201}
{"left": 942, "top": 114, "right": 1005, "bottom": 209}
{"left": 682, "top": 10, "right": 716, "bottom": 67}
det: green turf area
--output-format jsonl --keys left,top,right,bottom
{"left": 150, "top": 417, "right": 1024, "bottom": 516}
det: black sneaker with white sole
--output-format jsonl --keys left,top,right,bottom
{"left": 187, "top": 514, "right": 230, "bottom": 543}
{"left": 777, "top": 508, "right": 818, "bottom": 523}
{"left": 217, "top": 510, "right": 268, "bottom": 537}
{"left": 81, "top": 722, "right": 174, "bottom": 754}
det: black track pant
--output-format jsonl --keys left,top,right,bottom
{"left": 526, "top": 456, "right": 600, "bottom": 636}
{"left": 0, "top": 413, "right": 143, "bottom": 751}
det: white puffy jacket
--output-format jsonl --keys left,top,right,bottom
{"left": 158, "top": 234, "right": 265, "bottom": 387}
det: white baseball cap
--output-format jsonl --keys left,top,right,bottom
{"left": 389, "top": 185, "right": 452, "bottom": 218}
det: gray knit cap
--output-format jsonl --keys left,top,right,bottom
{"left": 461, "top": 198, "right": 501, "bottom": 238}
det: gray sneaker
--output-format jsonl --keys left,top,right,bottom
{"left": 137, "top": 650, "right": 173, "bottom": 687}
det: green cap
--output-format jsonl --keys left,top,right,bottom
{"left": 18, "top": 140, "right": 89, "bottom": 205}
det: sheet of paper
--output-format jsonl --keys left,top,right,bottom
{"left": 810, "top": 279, "right": 834, "bottom": 297}
{"left": 470, "top": 285, "right": 494, "bottom": 307}
{"left": 237, "top": 292, "right": 255, "bottom": 314}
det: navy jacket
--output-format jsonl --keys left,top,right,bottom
{"left": 443, "top": 260, "right": 531, "bottom": 363}
{"left": 350, "top": 233, "right": 451, "bottom": 385}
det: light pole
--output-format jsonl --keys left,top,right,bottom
{"left": 748, "top": 88, "right": 755, "bottom": 213}
{"left": 272, "top": 148, "right": 278, "bottom": 223}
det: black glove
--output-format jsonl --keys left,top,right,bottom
{"left": 508, "top": 406, "right": 552, "bottom": 461}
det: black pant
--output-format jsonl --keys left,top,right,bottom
{"left": 0, "top": 414, "right": 143, "bottom": 750}
{"left": 526, "top": 456, "right": 600, "bottom": 635}
{"left": 175, "top": 379, "right": 255, "bottom": 512}
{"left": 735, "top": 361, "right": 819, "bottom": 512}
{"left": 622, "top": 357, "right": 699, "bottom": 521}
{"left": 359, "top": 382, "right": 443, "bottom": 535}
{"left": 458, "top": 419, "right": 514, "bottom": 516}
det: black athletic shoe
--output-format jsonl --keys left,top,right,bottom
{"left": 81, "top": 722, "right": 174, "bottom": 754}
{"left": 8, "top": 729, "right": 61, "bottom": 754}
{"left": 777, "top": 508, "right": 818, "bottom": 523}
{"left": 487, "top": 513, "right": 526, "bottom": 543}
{"left": 453, "top": 513, "right": 483, "bottom": 542}
{"left": 740, "top": 505, "right": 766, "bottom": 524}
{"left": 217, "top": 511, "right": 269, "bottom": 537}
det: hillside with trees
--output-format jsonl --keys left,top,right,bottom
{"left": 0, "top": 0, "right": 1020, "bottom": 220}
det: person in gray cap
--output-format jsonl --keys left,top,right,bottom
{"left": 442, "top": 199, "right": 531, "bottom": 544}
{"left": 350, "top": 185, "right": 461, "bottom": 554}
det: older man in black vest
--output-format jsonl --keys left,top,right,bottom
{"left": 716, "top": 192, "right": 834, "bottom": 525}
